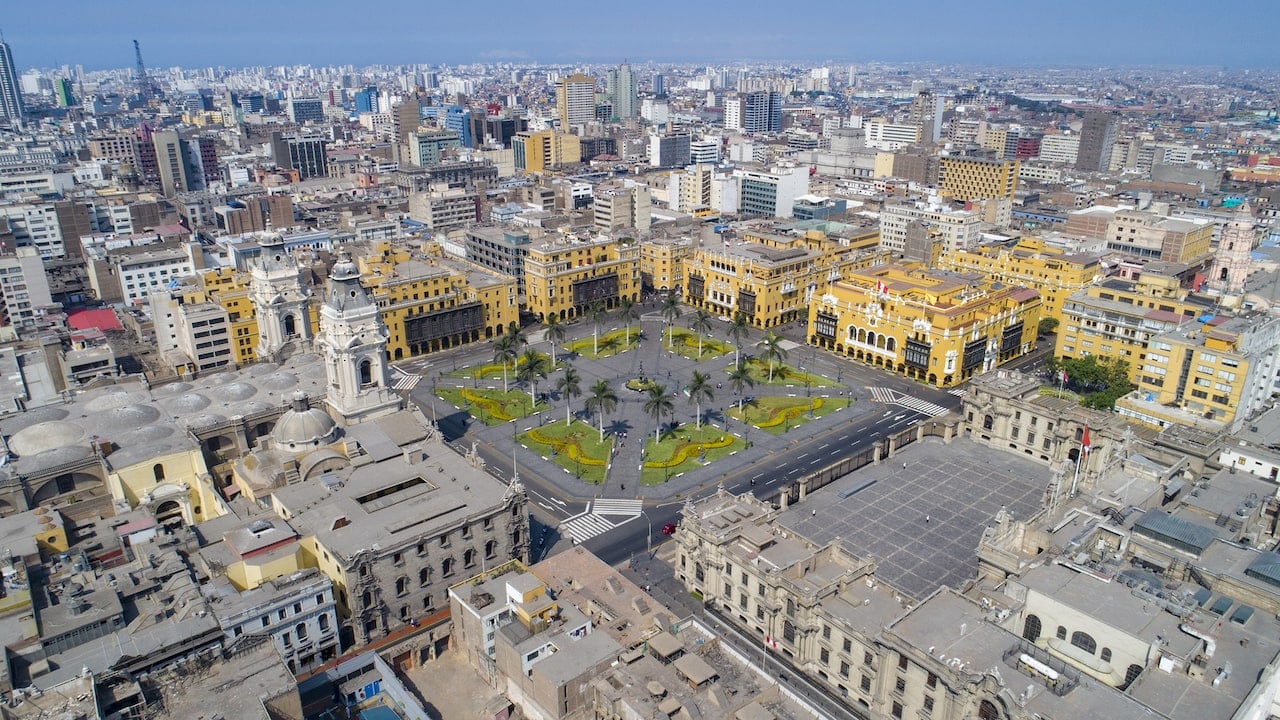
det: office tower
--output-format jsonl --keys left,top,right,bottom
{"left": 556, "top": 73, "right": 595, "bottom": 127}
{"left": 444, "top": 105, "right": 474, "bottom": 147}
{"left": 649, "top": 132, "right": 691, "bottom": 168}
{"left": 407, "top": 129, "right": 460, "bottom": 166}
{"left": 270, "top": 131, "right": 328, "bottom": 179}
{"left": 393, "top": 94, "right": 424, "bottom": 143}
{"left": 512, "top": 131, "right": 580, "bottom": 171}
{"left": 1075, "top": 111, "right": 1118, "bottom": 172}
{"left": 938, "top": 156, "right": 1019, "bottom": 201}
{"left": 287, "top": 97, "right": 325, "bottom": 124}
{"left": 0, "top": 41, "right": 24, "bottom": 127}
{"left": 723, "top": 91, "right": 782, "bottom": 134}
{"left": 652, "top": 73, "right": 666, "bottom": 97}
{"left": 153, "top": 130, "right": 217, "bottom": 196}
{"left": 353, "top": 85, "right": 378, "bottom": 113}
{"left": 53, "top": 78, "right": 74, "bottom": 108}
{"left": 238, "top": 92, "right": 265, "bottom": 114}
{"left": 606, "top": 61, "right": 637, "bottom": 119}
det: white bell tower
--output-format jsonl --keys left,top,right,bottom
{"left": 1209, "top": 202, "right": 1255, "bottom": 295}
{"left": 319, "top": 250, "right": 399, "bottom": 423}
{"left": 249, "top": 233, "right": 313, "bottom": 360}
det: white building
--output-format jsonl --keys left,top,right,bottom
{"left": 0, "top": 246, "right": 53, "bottom": 332}
{"left": 204, "top": 567, "right": 340, "bottom": 675}
{"left": 733, "top": 166, "right": 809, "bottom": 219}
{"left": 880, "top": 200, "right": 982, "bottom": 254}
{"left": 1038, "top": 135, "right": 1081, "bottom": 165}
{"left": 864, "top": 119, "right": 921, "bottom": 151}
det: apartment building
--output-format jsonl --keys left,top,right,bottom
{"left": 935, "top": 237, "right": 1101, "bottom": 319}
{"left": 592, "top": 182, "right": 651, "bottom": 234}
{"left": 523, "top": 235, "right": 641, "bottom": 322}
{"left": 938, "top": 156, "right": 1019, "bottom": 201}
{"left": 880, "top": 200, "right": 982, "bottom": 255}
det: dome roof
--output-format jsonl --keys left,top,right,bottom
{"left": 273, "top": 393, "right": 338, "bottom": 450}
{"left": 10, "top": 420, "right": 86, "bottom": 456}
{"left": 260, "top": 372, "right": 298, "bottom": 391}
{"left": 153, "top": 382, "right": 193, "bottom": 397}
{"left": 219, "top": 382, "right": 258, "bottom": 401}
{"left": 162, "top": 392, "right": 211, "bottom": 414}
{"left": 103, "top": 404, "right": 161, "bottom": 425}
{"left": 84, "top": 390, "right": 146, "bottom": 412}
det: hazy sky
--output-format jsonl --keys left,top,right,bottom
{"left": 4, "top": 0, "right": 1277, "bottom": 71}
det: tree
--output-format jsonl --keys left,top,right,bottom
{"left": 556, "top": 364, "right": 581, "bottom": 426}
{"left": 617, "top": 296, "right": 639, "bottom": 346}
{"left": 493, "top": 333, "right": 519, "bottom": 392}
{"left": 756, "top": 331, "right": 787, "bottom": 382}
{"left": 585, "top": 379, "right": 619, "bottom": 442}
{"left": 544, "top": 314, "right": 566, "bottom": 366}
{"left": 587, "top": 300, "right": 608, "bottom": 356}
{"left": 599, "top": 333, "right": 621, "bottom": 357}
{"left": 1038, "top": 317, "right": 1059, "bottom": 336}
{"left": 727, "top": 361, "right": 755, "bottom": 412}
{"left": 727, "top": 312, "right": 751, "bottom": 365}
{"left": 687, "top": 371, "right": 714, "bottom": 430}
{"left": 643, "top": 383, "right": 674, "bottom": 444}
{"left": 516, "top": 349, "right": 550, "bottom": 403}
{"left": 690, "top": 309, "right": 713, "bottom": 357}
{"left": 661, "top": 293, "right": 683, "bottom": 348}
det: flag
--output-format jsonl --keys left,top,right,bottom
{"left": 1059, "top": 369, "right": 1068, "bottom": 385}
{"left": 1081, "top": 424, "right": 1092, "bottom": 455}
{"left": 724, "top": 239, "right": 730, "bottom": 248}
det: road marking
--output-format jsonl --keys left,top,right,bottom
{"left": 819, "top": 443, "right": 829, "bottom": 449}
{"left": 798, "top": 453, "right": 809, "bottom": 459}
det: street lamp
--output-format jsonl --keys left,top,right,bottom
{"left": 639, "top": 508, "right": 652, "bottom": 557}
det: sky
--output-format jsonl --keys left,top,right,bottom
{"left": 3, "top": 0, "right": 1278, "bottom": 71}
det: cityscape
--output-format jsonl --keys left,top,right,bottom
{"left": 0, "top": 4, "right": 1279, "bottom": 719}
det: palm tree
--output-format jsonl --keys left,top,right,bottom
{"left": 687, "top": 370, "right": 714, "bottom": 430}
{"left": 690, "top": 309, "right": 713, "bottom": 358}
{"left": 727, "top": 361, "right": 755, "bottom": 412}
{"left": 587, "top": 300, "right": 608, "bottom": 356}
{"left": 493, "top": 333, "right": 519, "bottom": 392}
{"left": 598, "top": 334, "right": 621, "bottom": 357}
{"left": 617, "top": 296, "right": 639, "bottom": 346}
{"left": 643, "top": 384, "right": 675, "bottom": 444}
{"left": 516, "top": 349, "right": 550, "bottom": 403}
{"left": 556, "top": 364, "right": 581, "bottom": 426}
{"left": 661, "top": 293, "right": 682, "bottom": 348}
{"left": 727, "top": 312, "right": 751, "bottom": 365}
{"left": 544, "top": 314, "right": 566, "bottom": 366}
{"left": 756, "top": 331, "right": 787, "bottom": 382}
{"left": 507, "top": 321, "right": 525, "bottom": 350}
{"left": 585, "top": 379, "right": 619, "bottom": 442}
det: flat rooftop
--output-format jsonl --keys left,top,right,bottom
{"left": 778, "top": 437, "right": 1044, "bottom": 601}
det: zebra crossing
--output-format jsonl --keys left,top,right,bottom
{"left": 948, "top": 388, "right": 968, "bottom": 399}
{"left": 560, "top": 498, "right": 644, "bottom": 544}
{"left": 392, "top": 372, "right": 421, "bottom": 391}
{"left": 865, "top": 386, "right": 951, "bottom": 418}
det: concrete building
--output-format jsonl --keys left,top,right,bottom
{"left": 606, "top": 61, "right": 637, "bottom": 119}
{"left": 936, "top": 237, "right": 1102, "bottom": 319}
{"left": 939, "top": 156, "right": 1019, "bottom": 201}
{"left": 464, "top": 226, "right": 532, "bottom": 295}
{"left": 150, "top": 288, "right": 236, "bottom": 374}
{"left": 407, "top": 185, "right": 480, "bottom": 230}
{"left": 1038, "top": 134, "right": 1081, "bottom": 165}
{"left": 523, "top": 234, "right": 640, "bottom": 322}
{"left": 638, "top": 233, "right": 692, "bottom": 292}
{"left": 880, "top": 200, "right": 982, "bottom": 255}
{"left": 0, "top": 42, "right": 24, "bottom": 127}
{"left": 270, "top": 132, "right": 329, "bottom": 179}
{"left": 0, "top": 245, "right": 53, "bottom": 332}
{"left": 86, "top": 240, "right": 203, "bottom": 305}
{"left": 287, "top": 97, "right": 325, "bottom": 124}
{"left": 592, "top": 182, "right": 651, "bottom": 234}
{"left": 215, "top": 193, "right": 294, "bottom": 235}
{"left": 407, "top": 129, "right": 461, "bottom": 167}
{"left": 810, "top": 264, "right": 1042, "bottom": 387}
{"left": 153, "top": 130, "right": 218, "bottom": 196}
{"left": 734, "top": 166, "right": 809, "bottom": 219}
{"left": 513, "top": 131, "right": 581, "bottom": 172}
{"left": 203, "top": 568, "right": 340, "bottom": 674}
{"left": 1076, "top": 112, "right": 1118, "bottom": 173}
{"left": 865, "top": 119, "right": 921, "bottom": 151}
{"left": 648, "top": 132, "right": 691, "bottom": 168}
{"left": 555, "top": 73, "right": 596, "bottom": 127}
{"left": 723, "top": 91, "right": 782, "bottom": 134}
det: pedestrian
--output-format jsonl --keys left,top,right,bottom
{"left": 925, "top": 515, "right": 930, "bottom": 523}
{"left": 903, "top": 462, "right": 907, "bottom": 469}
{"left": 812, "top": 508, "right": 817, "bottom": 517}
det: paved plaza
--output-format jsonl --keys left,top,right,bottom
{"left": 778, "top": 436, "right": 1046, "bottom": 601}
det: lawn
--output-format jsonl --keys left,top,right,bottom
{"left": 665, "top": 328, "right": 731, "bottom": 360}
{"left": 446, "top": 351, "right": 557, "bottom": 380}
{"left": 738, "top": 358, "right": 838, "bottom": 388}
{"left": 640, "top": 424, "right": 745, "bottom": 485}
{"left": 565, "top": 327, "right": 640, "bottom": 359}
{"left": 727, "top": 395, "right": 850, "bottom": 435}
{"left": 436, "top": 386, "right": 547, "bottom": 425}
{"left": 519, "top": 420, "right": 614, "bottom": 484}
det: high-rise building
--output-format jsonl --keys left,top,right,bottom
{"left": 512, "top": 130, "right": 580, "bottom": 172}
{"left": 153, "top": 130, "right": 218, "bottom": 196}
{"left": 270, "top": 132, "right": 328, "bottom": 179}
{"left": 723, "top": 91, "right": 781, "bottom": 134}
{"left": 555, "top": 73, "right": 595, "bottom": 127}
{"left": 938, "top": 156, "right": 1019, "bottom": 201}
{"left": 651, "top": 73, "right": 666, "bottom": 97}
{"left": 444, "top": 105, "right": 474, "bottom": 147}
{"left": 287, "top": 97, "right": 325, "bottom": 124}
{"left": 53, "top": 78, "right": 74, "bottom": 108}
{"left": 1076, "top": 111, "right": 1118, "bottom": 172}
{"left": 0, "top": 41, "right": 24, "bottom": 127}
{"left": 648, "top": 132, "right": 691, "bottom": 168}
{"left": 407, "top": 129, "right": 460, "bottom": 167}
{"left": 606, "top": 62, "right": 637, "bottom": 119}
{"left": 353, "top": 85, "right": 378, "bottom": 113}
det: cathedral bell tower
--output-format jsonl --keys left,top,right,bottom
{"left": 318, "top": 250, "right": 400, "bottom": 423}
{"left": 1209, "top": 202, "right": 1256, "bottom": 295}
{"left": 249, "top": 233, "right": 313, "bottom": 360}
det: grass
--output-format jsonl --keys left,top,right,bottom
{"left": 436, "top": 387, "right": 547, "bottom": 426}
{"left": 727, "top": 395, "right": 850, "bottom": 435}
{"left": 640, "top": 424, "right": 745, "bottom": 485}
{"left": 665, "top": 328, "right": 731, "bottom": 360}
{"left": 565, "top": 327, "right": 640, "bottom": 359}
{"left": 446, "top": 351, "right": 557, "bottom": 380}
{"left": 518, "top": 420, "right": 614, "bottom": 484}
{"left": 1038, "top": 386, "right": 1080, "bottom": 401}
{"left": 739, "top": 358, "right": 838, "bottom": 387}
{"left": 624, "top": 378, "right": 660, "bottom": 393}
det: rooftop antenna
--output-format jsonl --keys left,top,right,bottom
{"left": 133, "top": 39, "right": 158, "bottom": 100}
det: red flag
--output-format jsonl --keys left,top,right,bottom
{"left": 1081, "top": 424, "right": 1092, "bottom": 454}
{"left": 1060, "top": 369, "right": 1068, "bottom": 385}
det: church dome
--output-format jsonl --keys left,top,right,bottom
{"left": 273, "top": 392, "right": 339, "bottom": 452}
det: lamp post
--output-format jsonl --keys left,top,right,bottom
{"left": 639, "top": 508, "right": 652, "bottom": 558}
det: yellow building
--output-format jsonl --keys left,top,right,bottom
{"left": 513, "top": 130, "right": 581, "bottom": 172}
{"left": 524, "top": 235, "right": 641, "bottom": 322}
{"left": 809, "top": 264, "right": 1042, "bottom": 387}
{"left": 639, "top": 234, "right": 692, "bottom": 292}
{"left": 1055, "top": 269, "right": 1203, "bottom": 381}
{"left": 683, "top": 227, "right": 885, "bottom": 329}
{"left": 1117, "top": 311, "right": 1280, "bottom": 431}
{"left": 197, "top": 267, "right": 264, "bottom": 366}
{"left": 355, "top": 241, "right": 519, "bottom": 359}
{"left": 938, "top": 156, "right": 1019, "bottom": 201}
{"left": 106, "top": 447, "right": 226, "bottom": 528}
{"left": 936, "top": 237, "right": 1101, "bottom": 319}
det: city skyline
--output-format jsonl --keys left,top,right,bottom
{"left": 3, "top": 0, "right": 1278, "bottom": 71}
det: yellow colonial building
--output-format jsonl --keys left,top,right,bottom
{"left": 810, "top": 264, "right": 1042, "bottom": 387}
{"left": 638, "top": 233, "right": 693, "bottom": 292}
{"left": 683, "top": 227, "right": 885, "bottom": 329}
{"left": 936, "top": 237, "right": 1102, "bottom": 319}
{"left": 353, "top": 241, "right": 519, "bottom": 359}
{"left": 523, "top": 235, "right": 641, "bottom": 321}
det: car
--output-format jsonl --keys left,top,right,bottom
{"left": 661, "top": 523, "right": 677, "bottom": 535}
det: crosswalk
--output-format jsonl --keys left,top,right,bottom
{"left": 865, "top": 386, "right": 951, "bottom": 418}
{"left": 948, "top": 388, "right": 968, "bottom": 399}
{"left": 560, "top": 498, "right": 644, "bottom": 544}
{"left": 392, "top": 373, "right": 421, "bottom": 391}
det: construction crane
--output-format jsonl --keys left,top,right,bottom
{"left": 132, "top": 39, "right": 161, "bottom": 100}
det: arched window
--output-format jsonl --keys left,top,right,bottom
{"left": 359, "top": 360, "right": 373, "bottom": 386}
{"left": 318, "top": 614, "right": 329, "bottom": 632}
{"left": 1055, "top": 625, "right": 1067, "bottom": 641}
{"left": 395, "top": 577, "right": 408, "bottom": 596}
{"left": 153, "top": 463, "right": 165, "bottom": 482}
{"left": 886, "top": 337, "right": 896, "bottom": 352}
{"left": 783, "top": 619, "right": 796, "bottom": 642}
{"left": 1070, "top": 631, "right": 1097, "bottom": 655}
{"left": 983, "top": 415, "right": 995, "bottom": 431}
{"left": 419, "top": 567, "right": 430, "bottom": 586}
{"left": 441, "top": 558, "right": 453, "bottom": 576}
{"left": 284, "top": 314, "right": 297, "bottom": 336}
{"left": 1122, "top": 664, "right": 1143, "bottom": 690}
{"left": 1100, "top": 647, "right": 1112, "bottom": 662}
{"left": 361, "top": 590, "right": 372, "bottom": 608}
{"left": 464, "top": 549, "right": 476, "bottom": 568}
{"left": 978, "top": 700, "right": 1000, "bottom": 720}
{"left": 1022, "top": 614, "right": 1041, "bottom": 642}
{"left": 295, "top": 622, "right": 307, "bottom": 640}
{"left": 485, "top": 540, "right": 497, "bottom": 559}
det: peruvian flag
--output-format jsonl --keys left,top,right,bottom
{"left": 1081, "top": 424, "right": 1092, "bottom": 455}
{"left": 875, "top": 280, "right": 889, "bottom": 296}
{"left": 1059, "top": 369, "right": 1069, "bottom": 385}
{"left": 765, "top": 633, "right": 778, "bottom": 649}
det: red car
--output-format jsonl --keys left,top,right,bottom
{"left": 661, "top": 523, "right": 677, "bottom": 535}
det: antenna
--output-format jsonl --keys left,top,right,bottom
{"left": 132, "top": 39, "right": 159, "bottom": 100}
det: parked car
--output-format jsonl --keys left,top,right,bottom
{"left": 661, "top": 523, "right": 677, "bottom": 535}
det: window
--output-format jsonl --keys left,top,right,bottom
{"left": 820, "top": 648, "right": 830, "bottom": 664}
{"left": 892, "top": 701, "right": 903, "bottom": 719}
{"left": 442, "top": 558, "right": 454, "bottom": 576}
{"left": 1055, "top": 625, "right": 1067, "bottom": 641}
{"left": 295, "top": 622, "right": 307, "bottom": 640}
{"left": 1022, "top": 614, "right": 1041, "bottom": 642}
{"left": 393, "top": 552, "right": 403, "bottom": 566}
{"left": 840, "top": 660, "right": 850, "bottom": 678}
{"left": 898, "top": 653, "right": 909, "bottom": 671}
{"left": 860, "top": 675, "right": 871, "bottom": 693}
{"left": 923, "top": 696, "right": 934, "bottom": 714}
{"left": 1100, "top": 647, "right": 1112, "bottom": 662}
{"left": 485, "top": 540, "right": 497, "bottom": 559}
{"left": 783, "top": 620, "right": 796, "bottom": 643}
{"left": 318, "top": 614, "right": 330, "bottom": 632}
{"left": 464, "top": 549, "right": 476, "bottom": 568}
{"left": 396, "top": 577, "right": 409, "bottom": 596}
{"left": 895, "top": 677, "right": 906, "bottom": 694}
{"left": 843, "top": 638, "right": 852, "bottom": 653}
{"left": 864, "top": 651, "right": 874, "bottom": 667}
{"left": 1070, "top": 631, "right": 1097, "bottom": 655}
{"left": 978, "top": 700, "right": 1000, "bottom": 719}
{"left": 153, "top": 464, "right": 165, "bottom": 482}
{"left": 927, "top": 672, "right": 937, "bottom": 689}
